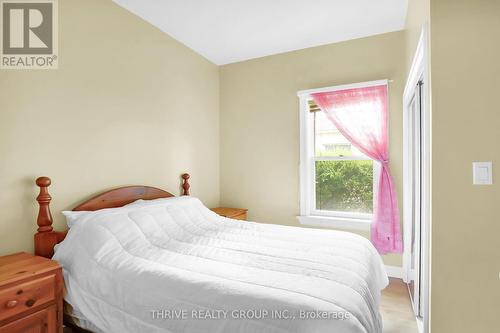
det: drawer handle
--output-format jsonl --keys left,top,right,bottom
{"left": 5, "top": 300, "right": 18, "bottom": 308}
{"left": 25, "top": 299, "right": 36, "bottom": 307}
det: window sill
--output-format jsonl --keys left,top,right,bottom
{"left": 297, "top": 215, "right": 371, "bottom": 231}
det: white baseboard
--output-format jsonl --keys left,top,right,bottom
{"left": 385, "top": 265, "right": 404, "bottom": 279}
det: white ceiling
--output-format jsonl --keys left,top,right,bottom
{"left": 114, "top": 0, "right": 408, "bottom": 65}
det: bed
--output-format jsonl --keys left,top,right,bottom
{"left": 33, "top": 174, "right": 388, "bottom": 333}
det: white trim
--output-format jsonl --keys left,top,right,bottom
{"left": 416, "top": 317, "right": 424, "bottom": 333}
{"left": 385, "top": 265, "right": 404, "bottom": 279}
{"left": 403, "top": 24, "right": 431, "bottom": 333}
{"left": 297, "top": 79, "right": 388, "bottom": 97}
{"left": 297, "top": 215, "right": 371, "bottom": 231}
{"left": 311, "top": 209, "right": 372, "bottom": 220}
{"left": 299, "top": 96, "right": 312, "bottom": 217}
{"left": 403, "top": 29, "right": 426, "bottom": 282}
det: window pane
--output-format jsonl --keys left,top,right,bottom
{"left": 314, "top": 110, "right": 365, "bottom": 157}
{"left": 315, "top": 160, "right": 373, "bottom": 213}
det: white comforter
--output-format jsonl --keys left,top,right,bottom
{"left": 54, "top": 196, "right": 388, "bottom": 333}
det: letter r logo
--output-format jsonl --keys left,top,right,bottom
{"left": 2, "top": 2, "right": 53, "bottom": 54}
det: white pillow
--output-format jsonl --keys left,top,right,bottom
{"left": 124, "top": 199, "right": 146, "bottom": 207}
{"left": 125, "top": 197, "right": 175, "bottom": 207}
{"left": 64, "top": 197, "right": 178, "bottom": 227}
{"left": 62, "top": 211, "right": 91, "bottom": 228}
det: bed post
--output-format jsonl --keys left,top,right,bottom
{"left": 182, "top": 173, "right": 190, "bottom": 196}
{"left": 36, "top": 177, "right": 53, "bottom": 233}
{"left": 34, "top": 177, "right": 60, "bottom": 258}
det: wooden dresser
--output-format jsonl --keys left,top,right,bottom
{"left": 0, "top": 252, "right": 63, "bottom": 333}
{"left": 211, "top": 207, "right": 248, "bottom": 220}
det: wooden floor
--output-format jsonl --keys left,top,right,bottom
{"left": 381, "top": 278, "right": 419, "bottom": 333}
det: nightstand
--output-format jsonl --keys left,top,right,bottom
{"left": 0, "top": 252, "right": 63, "bottom": 333}
{"left": 211, "top": 207, "right": 248, "bottom": 220}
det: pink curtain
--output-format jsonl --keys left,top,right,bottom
{"left": 312, "top": 84, "right": 403, "bottom": 254}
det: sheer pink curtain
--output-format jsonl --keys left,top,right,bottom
{"left": 312, "top": 84, "right": 403, "bottom": 254}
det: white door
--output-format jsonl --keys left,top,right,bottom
{"left": 408, "top": 79, "right": 423, "bottom": 318}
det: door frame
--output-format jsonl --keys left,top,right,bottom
{"left": 407, "top": 81, "right": 423, "bottom": 317}
{"left": 403, "top": 24, "right": 431, "bottom": 333}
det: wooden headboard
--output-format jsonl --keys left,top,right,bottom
{"left": 34, "top": 173, "right": 191, "bottom": 258}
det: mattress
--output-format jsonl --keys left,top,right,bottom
{"left": 53, "top": 196, "right": 388, "bottom": 333}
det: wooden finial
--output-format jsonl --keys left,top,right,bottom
{"left": 181, "top": 173, "right": 190, "bottom": 196}
{"left": 34, "top": 177, "right": 68, "bottom": 258}
{"left": 36, "top": 176, "right": 53, "bottom": 233}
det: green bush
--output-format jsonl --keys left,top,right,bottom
{"left": 315, "top": 160, "right": 373, "bottom": 213}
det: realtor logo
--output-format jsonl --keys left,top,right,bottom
{"left": 0, "top": 0, "right": 58, "bottom": 69}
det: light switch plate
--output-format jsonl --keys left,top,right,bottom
{"left": 473, "top": 162, "right": 493, "bottom": 185}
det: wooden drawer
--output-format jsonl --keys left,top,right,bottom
{"left": 232, "top": 212, "right": 247, "bottom": 220}
{"left": 211, "top": 208, "right": 248, "bottom": 221}
{"left": 0, "top": 275, "right": 55, "bottom": 321}
{"left": 0, "top": 304, "right": 57, "bottom": 333}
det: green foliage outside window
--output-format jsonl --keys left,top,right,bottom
{"left": 315, "top": 160, "right": 374, "bottom": 213}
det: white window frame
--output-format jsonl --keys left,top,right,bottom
{"left": 297, "top": 80, "right": 387, "bottom": 231}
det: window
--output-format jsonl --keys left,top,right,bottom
{"left": 313, "top": 110, "right": 373, "bottom": 214}
{"left": 298, "top": 82, "right": 381, "bottom": 231}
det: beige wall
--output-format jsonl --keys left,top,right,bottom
{"left": 430, "top": 0, "right": 500, "bottom": 331}
{"left": 220, "top": 31, "right": 406, "bottom": 266}
{"left": 0, "top": 0, "right": 220, "bottom": 255}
